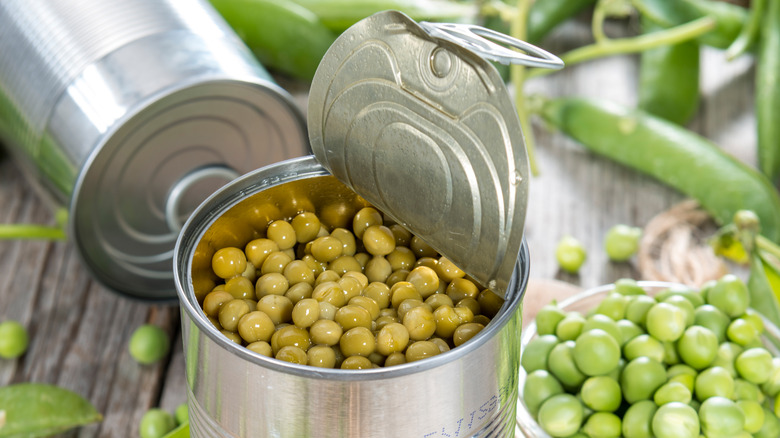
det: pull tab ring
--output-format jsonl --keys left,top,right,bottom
{"left": 419, "top": 21, "right": 564, "bottom": 70}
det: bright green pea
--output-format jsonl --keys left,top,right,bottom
{"left": 651, "top": 402, "right": 699, "bottom": 438}
{"left": 548, "top": 340, "right": 587, "bottom": 390}
{"left": 653, "top": 381, "right": 691, "bottom": 405}
{"left": 0, "top": 320, "right": 29, "bottom": 359}
{"left": 580, "top": 376, "right": 622, "bottom": 412}
{"left": 555, "top": 312, "right": 586, "bottom": 342}
{"left": 667, "top": 364, "right": 696, "bottom": 392}
{"left": 706, "top": 274, "right": 750, "bottom": 318}
{"left": 129, "top": 324, "right": 170, "bottom": 365}
{"left": 536, "top": 303, "right": 567, "bottom": 336}
{"left": 616, "top": 319, "right": 643, "bottom": 346}
{"left": 139, "top": 408, "right": 176, "bottom": 438}
{"left": 174, "top": 403, "right": 188, "bottom": 425}
{"left": 624, "top": 294, "right": 656, "bottom": 327}
{"left": 736, "top": 348, "right": 773, "bottom": 384}
{"left": 537, "top": 393, "right": 584, "bottom": 437}
{"left": 737, "top": 399, "right": 765, "bottom": 434}
{"left": 573, "top": 329, "right": 621, "bottom": 376}
{"left": 623, "top": 334, "right": 665, "bottom": 363}
{"left": 755, "top": 407, "right": 780, "bottom": 438}
{"left": 694, "top": 366, "right": 734, "bottom": 401}
{"left": 761, "top": 357, "right": 780, "bottom": 397}
{"left": 521, "top": 334, "right": 559, "bottom": 373}
{"left": 621, "top": 357, "right": 666, "bottom": 404}
{"left": 613, "top": 278, "right": 646, "bottom": 296}
{"left": 523, "top": 369, "right": 564, "bottom": 417}
{"left": 711, "top": 342, "right": 743, "bottom": 377}
{"left": 582, "top": 411, "right": 622, "bottom": 438}
{"left": 622, "top": 400, "right": 657, "bottom": 438}
{"left": 662, "top": 341, "right": 680, "bottom": 366}
{"left": 655, "top": 285, "right": 704, "bottom": 308}
{"left": 604, "top": 224, "right": 642, "bottom": 262}
{"left": 555, "top": 236, "right": 587, "bottom": 274}
{"left": 699, "top": 396, "right": 745, "bottom": 438}
{"left": 645, "top": 302, "right": 686, "bottom": 342}
{"left": 734, "top": 378, "right": 764, "bottom": 402}
{"left": 663, "top": 295, "right": 695, "bottom": 326}
{"left": 727, "top": 318, "right": 759, "bottom": 346}
{"left": 582, "top": 314, "right": 622, "bottom": 344}
{"left": 742, "top": 308, "right": 765, "bottom": 335}
{"left": 693, "top": 304, "right": 731, "bottom": 343}
{"left": 676, "top": 325, "right": 718, "bottom": 370}
{"left": 595, "top": 292, "right": 629, "bottom": 321}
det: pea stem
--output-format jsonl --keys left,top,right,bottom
{"left": 758, "top": 235, "right": 780, "bottom": 261}
{"left": 591, "top": 0, "right": 609, "bottom": 44}
{"left": 510, "top": 0, "right": 540, "bottom": 176}
{"left": 527, "top": 16, "right": 715, "bottom": 79}
{"left": 0, "top": 224, "right": 66, "bottom": 240}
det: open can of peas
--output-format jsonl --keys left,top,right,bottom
{"left": 174, "top": 10, "right": 562, "bottom": 438}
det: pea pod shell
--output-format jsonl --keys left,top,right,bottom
{"left": 634, "top": 0, "right": 747, "bottom": 49}
{"left": 756, "top": 0, "right": 780, "bottom": 183}
{"left": 0, "top": 383, "right": 102, "bottom": 437}
{"left": 540, "top": 97, "right": 780, "bottom": 243}
{"left": 638, "top": 17, "right": 700, "bottom": 126}
{"left": 161, "top": 421, "right": 190, "bottom": 438}
{"left": 750, "top": 250, "right": 780, "bottom": 331}
{"left": 209, "top": 0, "right": 337, "bottom": 80}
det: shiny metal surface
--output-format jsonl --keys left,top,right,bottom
{"left": 0, "top": 0, "right": 309, "bottom": 300}
{"left": 174, "top": 156, "right": 530, "bottom": 438}
{"left": 307, "top": 11, "right": 554, "bottom": 298}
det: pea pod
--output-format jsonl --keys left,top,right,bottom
{"left": 638, "top": 17, "right": 700, "bottom": 125}
{"left": 756, "top": 0, "right": 780, "bottom": 183}
{"left": 633, "top": 0, "right": 747, "bottom": 49}
{"left": 209, "top": 0, "right": 337, "bottom": 80}
{"left": 539, "top": 96, "right": 780, "bottom": 243}
{"left": 0, "top": 383, "right": 102, "bottom": 437}
{"left": 289, "top": 0, "right": 475, "bottom": 34}
{"left": 161, "top": 421, "right": 190, "bottom": 438}
{"left": 726, "top": 0, "right": 766, "bottom": 59}
{"left": 527, "top": 0, "right": 597, "bottom": 43}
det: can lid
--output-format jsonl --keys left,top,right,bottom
{"left": 307, "top": 11, "right": 561, "bottom": 298}
{"left": 72, "top": 79, "right": 309, "bottom": 301}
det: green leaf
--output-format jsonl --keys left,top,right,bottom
{"left": 0, "top": 383, "right": 101, "bottom": 437}
{"left": 162, "top": 421, "right": 189, "bottom": 438}
{"left": 748, "top": 251, "right": 780, "bottom": 329}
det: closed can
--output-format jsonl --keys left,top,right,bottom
{"left": 174, "top": 11, "right": 562, "bottom": 438}
{"left": 0, "top": 0, "right": 309, "bottom": 300}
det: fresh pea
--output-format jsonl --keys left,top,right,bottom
{"left": 735, "top": 348, "right": 773, "bottom": 384}
{"left": 676, "top": 325, "right": 718, "bottom": 370}
{"left": 0, "top": 320, "right": 28, "bottom": 359}
{"left": 523, "top": 369, "right": 565, "bottom": 417}
{"left": 755, "top": 407, "right": 780, "bottom": 438}
{"left": 174, "top": 404, "right": 189, "bottom": 426}
{"left": 653, "top": 381, "right": 692, "bottom": 405}
{"left": 651, "top": 401, "right": 699, "bottom": 438}
{"left": 622, "top": 400, "right": 657, "bottom": 438}
{"left": 621, "top": 357, "right": 667, "bottom": 404}
{"left": 707, "top": 274, "right": 750, "bottom": 318}
{"left": 581, "top": 411, "right": 621, "bottom": 438}
{"left": 539, "top": 97, "right": 780, "bottom": 243}
{"left": 699, "top": 396, "right": 746, "bottom": 438}
{"left": 693, "top": 304, "right": 731, "bottom": 343}
{"left": 594, "top": 292, "right": 629, "bottom": 321}
{"left": 638, "top": 17, "right": 700, "bottom": 126}
{"left": 613, "top": 278, "right": 646, "bottom": 296}
{"left": 140, "top": 408, "right": 176, "bottom": 438}
{"left": 623, "top": 334, "right": 665, "bottom": 363}
{"left": 0, "top": 383, "right": 102, "bottom": 436}
{"left": 209, "top": 0, "right": 337, "bottom": 80}
{"left": 536, "top": 303, "right": 567, "bottom": 336}
{"left": 556, "top": 312, "right": 586, "bottom": 341}
{"left": 694, "top": 366, "right": 734, "bottom": 401}
{"left": 537, "top": 393, "right": 584, "bottom": 437}
{"left": 521, "top": 334, "right": 559, "bottom": 373}
{"left": 737, "top": 399, "right": 766, "bottom": 434}
{"left": 129, "top": 324, "right": 170, "bottom": 365}
{"left": 756, "top": 0, "right": 780, "bottom": 183}
{"left": 580, "top": 376, "right": 622, "bottom": 412}
{"left": 548, "top": 340, "right": 587, "bottom": 389}
{"left": 555, "top": 235, "right": 587, "bottom": 274}
{"left": 573, "top": 329, "right": 621, "bottom": 376}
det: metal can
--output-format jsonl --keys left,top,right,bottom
{"left": 174, "top": 11, "right": 562, "bottom": 438}
{"left": 0, "top": 0, "right": 309, "bottom": 300}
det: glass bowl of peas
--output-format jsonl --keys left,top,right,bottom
{"left": 516, "top": 278, "right": 780, "bottom": 438}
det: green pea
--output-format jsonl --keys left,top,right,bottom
{"left": 737, "top": 399, "right": 765, "bottom": 434}
{"left": 693, "top": 304, "right": 731, "bottom": 343}
{"left": 624, "top": 294, "right": 656, "bottom": 327}
{"left": 667, "top": 363, "right": 697, "bottom": 392}
{"left": 676, "top": 325, "right": 718, "bottom": 370}
{"left": 521, "top": 334, "right": 559, "bottom": 373}
{"left": 727, "top": 318, "right": 759, "bottom": 346}
{"left": 0, "top": 320, "right": 29, "bottom": 359}
{"left": 580, "top": 376, "right": 621, "bottom": 412}
{"left": 595, "top": 292, "right": 629, "bottom": 321}
{"left": 555, "top": 235, "right": 587, "bottom": 274}
{"left": 573, "top": 329, "right": 621, "bottom": 376}
{"left": 174, "top": 403, "right": 188, "bottom": 425}
{"left": 604, "top": 224, "right": 642, "bottom": 262}
{"left": 139, "top": 408, "right": 176, "bottom": 438}
{"left": 129, "top": 324, "right": 170, "bottom": 365}
{"left": 755, "top": 407, "right": 780, "bottom": 438}
{"left": 523, "top": 369, "right": 564, "bottom": 417}
{"left": 645, "top": 302, "right": 686, "bottom": 342}
{"left": 622, "top": 400, "right": 657, "bottom": 438}
{"left": 661, "top": 340, "right": 680, "bottom": 366}
{"left": 536, "top": 303, "right": 567, "bottom": 336}
{"left": 707, "top": 274, "right": 750, "bottom": 318}
{"left": 736, "top": 347, "right": 773, "bottom": 384}
{"left": 733, "top": 378, "right": 764, "bottom": 402}
{"left": 651, "top": 402, "right": 699, "bottom": 438}
{"left": 616, "top": 319, "right": 643, "bottom": 346}
{"left": 548, "top": 340, "right": 587, "bottom": 390}
{"left": 695, "top": 366, "right": 734, "bottom": 401}
{"left": 622, "top": 333, "right": 664, "bottom": 363}
{"left": 537, "top": 393, "right": 584, "bottom": 437}
{"left": 582, "top": 314, "right": 622, "bottom": 344}
{"left": 711, "top": 342, "right": 743, "bottom": 377}
{"left": 655, "top": 285, "right": 704, "bottom": 308}
{"left": 699, "top": 396, "right": 745, "bottom": 438}
{"left": 653, "top": 381, "right": 691, "bottom": 405}
{"left": 621, "top": 357, "right": 667, "bottom": 404}
{"left": 761, "top": 357, "right": 780, "bottom": 397}
{"left": 582, "top": 411, "right": 622, "bottom": 438}
{"left": 663, "top": 295, "right": 695, "bottom": 326}
{"left": 556, "top": 312, "right": 586, "bottom": 341}
{"left": 613, "top": 278, "right": 646, "bottom": 296}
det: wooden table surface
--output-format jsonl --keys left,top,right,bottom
{"left": 0, "top": 14, "right": 758, "bottom": 437}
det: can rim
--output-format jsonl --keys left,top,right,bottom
{"left": 173, "top": 155, "right": 531, "bottom": 380}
